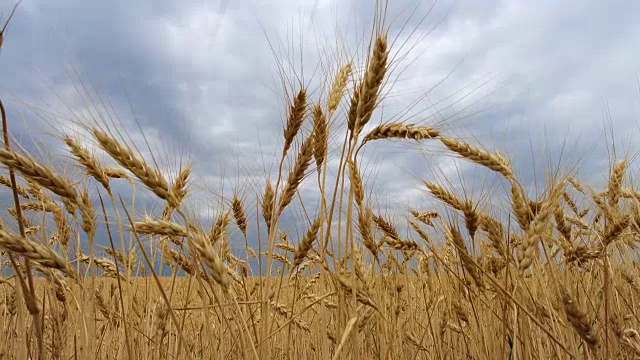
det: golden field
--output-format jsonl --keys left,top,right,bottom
{"left": 0, "top": 1, "right": 640, "bottom": 359}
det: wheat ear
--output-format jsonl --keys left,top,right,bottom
{"left": 92, "top": 128, "right": 175, "bottom": 206}
{"left": 439, "top": 136, "right": 512, "bottom": 178}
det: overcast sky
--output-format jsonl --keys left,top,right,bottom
{"left": 1, "top": 0, "right": 640, "bottom": 247}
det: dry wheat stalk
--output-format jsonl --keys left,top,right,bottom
{"left": 6, "top": 207, "right": 33, "bottom": 229}
{"left": 408, "top": 219, "right": 430, "bottom": 244}
{"left": 461, "top": 199, "right": 479, "bottom": 239}
{"left": 188, "top": 227, "right": 230, "bottom": 292}
{"left": 405, "top": 331, "right": 429, "bottom": 352}
{"left": 511, "top": 180, "right": 532, "bottom": 230}
{"left": 263, "top": 251, "right": 291, "bottom": 267}
{"left": 352, "top": 34, "right": 388, "bottom": 138}
{"left": 358, "top": 206, "right": 378, "bottom": 257}
{"left": 554, "top": 208, "right": 572, "bottom": 243}
{"left": 603, "top": 214, "right": 630, "bottom": 246}
{"left": 94, "top": 289, "right": 111, "bottom": 321}
{"left": 565, "top": 215, "right": 589, "bottom": 230}
{"left": 312, "top": 104, "right": 328, "bottom": 173}
{"left": 358, "top": 305, "right": 376, "bottom": 331}
{"left": 352, "top": 244, "right": 372, "bottom": 286}
{"left": 163, "top": 163, "right": 191, "bottom": 217}
{"left": 152, "top": 300, "right": 169, "bottom": 341}
{"left": 219, "top": 232, "right": 231, "bottom": 262}
{"left": 560, "top": 286, "right": 599, "bottom": 352}
{"left": 372, "top": 213, "right": 399, "bottom": 240}
{"left": 347, "top": 85, "right": 360, "bottom": 134}
{"left": 103, "top": 167, "right": 129, "bottom": 180}
{"left": 262, "top": 179, "right": 275, "bottom": 235}
{"left": 34, "top": 264, "right": 70, "bottom": 302}
{"left": 622, "top": 189, "right": 640, "bottom": 202}
{"left": 79, "top": 255, "right": 124, "bottom": 280}
{"left": 282, "top": 89, "right": 307, "bottom": 157}
{"left": 563, "top": 245, "right": 602, "bottom": 267}
{"left": 92, "top": 128, "right": 175, "bottom": 206}
{"left": 0, "top": 149, "right": 79, "bottom": 204}
{"left": 452, "top": 299, "right": 470, "bottom": 324}
{"left": 292, "top": 217, "right": 321, "bottom": 269}
{"left": 517, "top": 181, "right": 565, "bottom": 272}
{"left": 278, "top": 134, "right": 314, "bottom": 214}
{"left": 608, "top": 158, "right": 627, "bottom": 207}
{"left": 447, "top": 225, "right": 484, "bottom": 288}
{"left": 611, "top": 317, "right": 640, "bottom": 356}
{"left": 439, "top": 136, "right": 512, "bottom": 178}
{"left": 480, "top": 215, "right": 506, "bottom": 258}
{"left": 24, "top": 225, "right": 40, "bottom": 237}
{"left": 269, "top": 301, "right": 311, "bottom": 332}
{"left": 301, "top": 273, "right": 321, "bottom": 295}
{"left": 383, "top": 236, "right": 419, "bottom": 251}
{"left": 0, "top": 175, "right": 30, "bottom": 198}
{"left": 0, "top": 2, "right": 20, "bottom": 50}
{"left": 348, "top": 160, "right": 365, "bottom": 209}
{"left": 102, "top": 246, "right": 133, "bottom": 272}
{"left": 79, "top": 188, "right": 96, "bottom": 239}
{"left": 562, "top": 192, "right": 580, "bottom": 215}
{"left": 274, "top": 242, "right": 295, "bottom": 253}
{"left": 53, "top": 205, "right": 71, "bottom": 247}
{"left": 410, "top": 210, "right": 438, "bottom": 227}
{"left": 528, "top": 199, "right": 543, "bottom": 218}
{"left": 209, "top": 210, "right": 230, "bottom": 245}
{"left": 231, "top": 193, "right": 247, "bottom": 237}
{"left": 133, "top": 218, "right": 188, "bottom": 237}
{"left": 63, "top": 135, "right": 111, "bottom": 193}
{"left": 328, "top": 63, "right": 352, "bottom": 115}
{"left": 0, "top": 228, "right": 77, "bottom": 279}
{"left": 424, "top": 181, "right": 464, "bottom": 210}
{"left": 19, "top": 200, "right": 57, "bottom": 213}
{"left": 162, "top": 246, "right": 201, "bottom": 278}
{"left": 332, "top": 316, "right": 358, "bottom": 360}
{"left": 362, "top": 123, "right": 440, "bottom": 144}
{"left": 592, "top": 192, "right": 614, "bottom": 222}
{"left": 567, "top": 176, "right": 585, "bottom": 194}
{"left": 334, "top": 272, "right": 377, "bottom": 310}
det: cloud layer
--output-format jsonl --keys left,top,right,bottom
{"left": 1, "top": 0, "right": 640, "bottom": 250}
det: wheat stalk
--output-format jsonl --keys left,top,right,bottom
{"left": 439, "top": 136, "right": 512, "bottom": 178}
{"left": 278, "top": 134, "right": 314, "bottom": 215}
{"left": 292, "top": 217, "right": 321, "bottom": 270}
{"left": 63, "top": 135, "right": 111, "bottom": 193}
{"left": 133, "top": 218, "right": 188, "bottom": 237}
{"left": 362, "top": 123, "right": 440, "bottom": 144}
{"left": 92, "top": 128, "right": 175, "bottom": 206}
{"left": 231, "top": 193, "right": 247, "bottom": 238}
{"left": 0, "top": 149, "right": 79, "bottom": 204}
{"left": 262, "top": 179, "right": 275, "bottom": 234}
{"left": 163, "top": 163, "right": 191, "bottom": 217}
{"left": 282, "top": 89, "right": 307, "bottom": 157}
{"left": 560, "top": 286, "right": 599, "bottom": 352}
{"left": 209, "top": 210, "right": 231, "bottom": 246}
{"left": 312, "top": 104, "right": 328, "bottom": 173}
{"left": 424, "top": 181, "right": 464, "bottom": 210}
{"left": 327, "top": 63, "right": 352, "bottom": 116}
{"left": 0, "top": 175, "right": 29, "bottom": 198}
{"left": 352, "top": 34, "right": 388, "bottom": 138}
{"left": 608, "top": 158, "right": 627, "bottom": 207}
{"left": 0, "top": 228, "right": 77, "bottom": 279}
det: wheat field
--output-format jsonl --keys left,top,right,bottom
{"left": 0, "top": 1, "right": 640, "bottom": 359}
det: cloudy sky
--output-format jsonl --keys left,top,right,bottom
{"left": 1, "top": 0, "right": 640, "bottom": 250}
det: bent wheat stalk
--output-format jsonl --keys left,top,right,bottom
{"left": 92, "top": 128, "right": 175, "bottom": 206}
